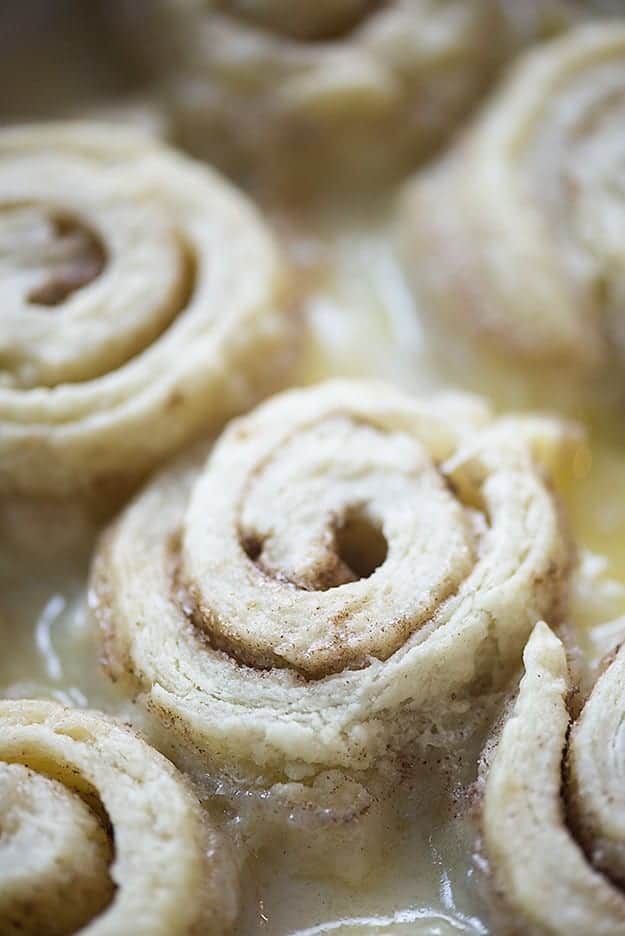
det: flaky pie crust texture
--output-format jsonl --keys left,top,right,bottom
{"left": 482, "top": 622, "right": 625, "bottom": 935}
{"left": 91, "top": 379, "right": 573, "bottom": 781}
{"left": 0, "top": 699, "right": 237, "bottom": 936}
{"left": 127, "top": 0, "right": 526, "bottom": 189}
{"left": 0, "top": 121, "right": 292, "bottom": 498}
{"left": 399, "top": 23, "right": 625, "bottom": 387}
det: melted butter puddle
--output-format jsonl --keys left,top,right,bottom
{"left": 0, "top": 574, "right": 125, "bottom": 714}
{"left": 235, "top": 789, "right": 489, "bottom": 936}
{"left": 3, "top": 204, "right": 625, "bottom": 935}
{"left": 288, "top": 909, "right": 483, "bottom": 935}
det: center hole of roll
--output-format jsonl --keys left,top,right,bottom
{"left": 1, "top": 204, "right": 107, "bottom": 307}
{"left": 335, "top": 507, "right": 387, "bottom": 581}
{"left": 242, "top": 534, "right": 263, "bottom": 562}
{"left": 28, "top": 213, "right": 106, "bottom": 306}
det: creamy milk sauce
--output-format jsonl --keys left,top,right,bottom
{"left": 2, "top": 202, "right": 625, "bottom": 936}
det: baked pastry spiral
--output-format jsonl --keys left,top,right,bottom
{"left": 0, "top": 122, "right": 291, "bottom": 497}
{"left": 399, "top": 24, "right": 625, "bottom": 402}
{"left": 0, "top": 699, "right": 237, "bottom": 935}
{"left": 91, "top": 379, "right": 574, "bottom": 781}
{"left": 482, "top": 622, "right": 625, "bottom": 935}
{"left": 118, "top": 0, "right": 556, "bottom": 194}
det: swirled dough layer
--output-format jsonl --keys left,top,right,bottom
{"left": 117, "top": 0, "right": 570, "bottom": 193}
{"left": 482, "top": 622, "right": 625, "bottom": 935}
{"left": 399, "top": 24, "right": 625, "bottom": 399}
{"left": 0, "top": 699, "right": 238, "bottom": 935}
{"left": 0, "top": 122, "right": 292, "bottom": 497}
{"left": 91, "top": 379, "right": 574, "bottom": 780}
{"left": 0, "top": 762, "right": 113, "bottom": 936}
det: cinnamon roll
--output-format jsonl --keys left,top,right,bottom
{"left": 116, "top": 0, "right": 563, "bottom": 194}
{"left": 91, "top": 379, "right": 574, "bottom": 782}
{"left": 0, "top": 122, "right": 292, "bottom": 498}
{"left": 0, "top": 699, "right": 237, "bottom": 935}
{"left": 482, "top": 621, "right": 625, "bottom": 935}
{"left": 399, "top": 24, "right": 625, "bottom": 406}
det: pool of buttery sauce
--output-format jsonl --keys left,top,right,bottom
{"left": 2, "top": 203, "right": 625, "bottom": 936}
